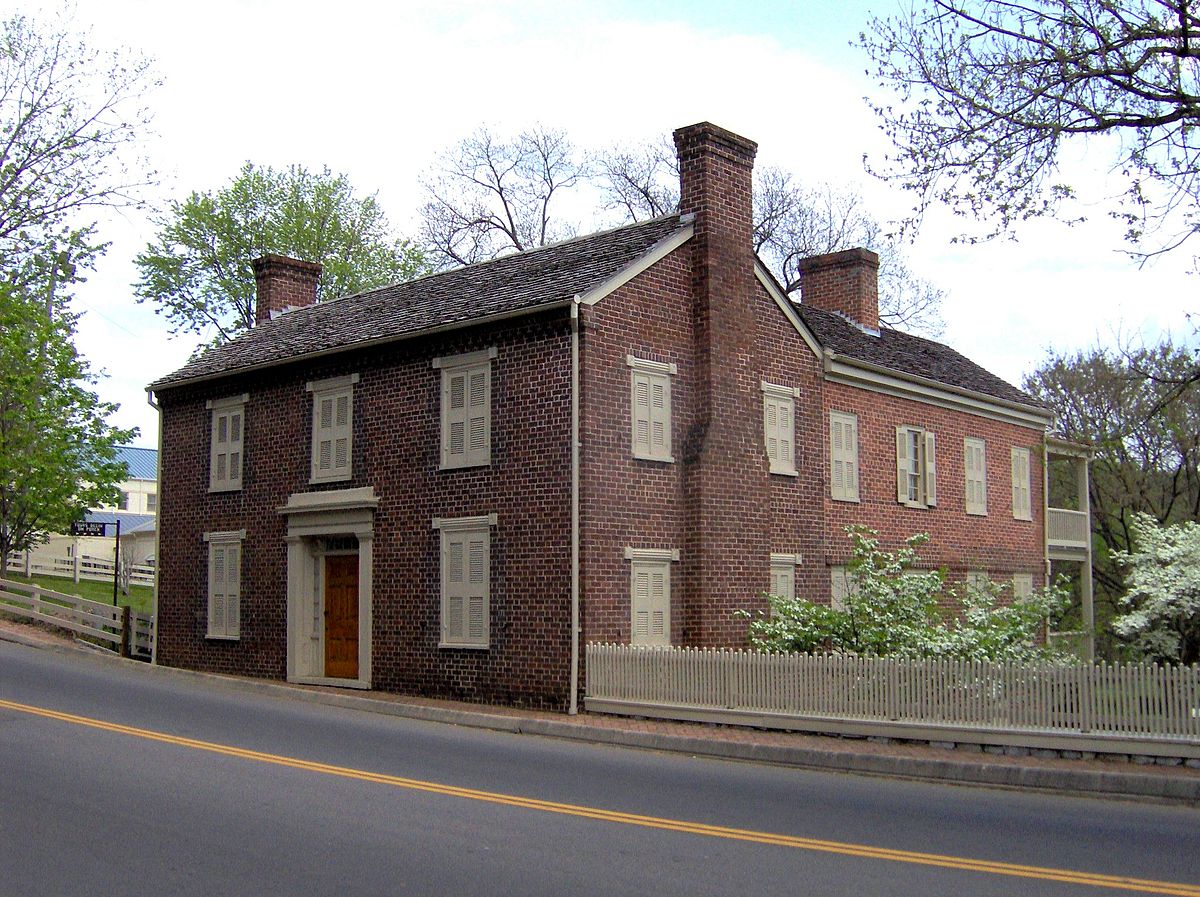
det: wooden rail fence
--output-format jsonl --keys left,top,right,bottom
{"left": 0, "top": 577, "right": 154, "bottom": 659}
{"left": 586, "top": 644, "right": 1200, "bottom": 758}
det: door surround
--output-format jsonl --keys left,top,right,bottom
{"left": 280, "top": 486, "right": 377, "bottom": 688}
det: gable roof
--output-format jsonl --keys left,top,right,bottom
{"left": 115, "top": 445, "right": 158, "bottom": 481}
{"left": 150, "top": 215, "right": 688, "bottom": 392}
{"left": 796, "top": 305, "right": 1043, "bottom": 409}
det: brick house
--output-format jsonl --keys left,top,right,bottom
{"left": 148, "top": 121, "right": 1091, "bottom": 711}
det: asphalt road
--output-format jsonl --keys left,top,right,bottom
{"left": 1, "top": 640, "right": 1198, "bottom": 897}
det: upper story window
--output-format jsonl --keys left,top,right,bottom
{"left": 307, "top": 374, "right": 358, "bottom": 484}
{"left": 433, "top": 348, "right": 495, "bottom": 470}
{"left": 146, "top": 493, "right": 158, "bottom": 513}
{"left": 964, "top": 437, "right": 988, "bottom": 516}
{"left": 1011, "top": 446, "right": 1033, "bottom": 520}
{"left": 829, "top": 411, "right": 860, "bottom": 502}
{"left": 762, "top": 382, "right": 799, "bottom": 476}
{"left": 207, "top": 393, "right": 247, "bottom": 493}
{"left": 896, "top": 426, "right": 937, "bottom": 508}
{"left": 627, "top": 355, "right": 675, "bottom": 463}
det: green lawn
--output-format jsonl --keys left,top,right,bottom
{"left": 2, "top": 572, "right": 153, "bottom": 615}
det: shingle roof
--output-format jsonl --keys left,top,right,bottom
{"left": 150, "top": 215, "right": 688, "bottom": 391}
{"left": 796, "top": 305, "right": 1043, "bottom": 409}
{"left": 114, "top": 445, "right": 158, "bottom": 481}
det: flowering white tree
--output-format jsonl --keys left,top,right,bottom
{"left": 740, "top": 527, "right": 1067, "bottom": 661}
{"left": 1111, "top": 514, "right": 1200, "bottom": 665}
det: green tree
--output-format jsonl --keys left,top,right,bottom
{"left": 0, "top": 284, "right": 135, "bottom": 572}
{"left": 1023, "top": 341, "right": 1200, "bottom": 657}
{"left": 135, "top": 163, "right": 429, "bottom": 347}
{"left": 739, "top": 527, "right": 1067, "bottom": 661}
{"left": 1111, "top": 513, "right": 1200, "bottom": 664}
{"left": 859, "top": 1, "right": 1200, "bottom": 264}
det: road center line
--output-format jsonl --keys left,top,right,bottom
{"left": 3, "top": 697, "right": 1196, "bottom": 896}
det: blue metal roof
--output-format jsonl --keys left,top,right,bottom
{"left": 84, "top": 511, "right": 155, "bottom": 531}
{"left": 114, "top": 445, "right": 158, "bottom": 481}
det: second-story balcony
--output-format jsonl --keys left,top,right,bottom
{"left": 1047, "top": 507, "right": 1090, "bottom": 552}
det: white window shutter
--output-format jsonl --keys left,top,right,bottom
{"left": 439, "top": 522, "right": 490, "bottom": 647}
{"left": 228, "top": 411, "right": 243, "bottom": 485}
{"left": 630, "top": 559, "right": 670, "bottom": 645}
{"left": 764, "top": 398, "right": 779, "bottom": 464}
{"left": 1012, "top": 572, "right": 1034, "bottom": 600}
{"left": 895, "top": 427, "right": 909, "bottom": 503}
{"left": 1012, "top": 447, "right": 1032, "bottom": 520}
{"left": 208, "top": 546, "right": 225, "bottom": 636}
{"left": 311, "top": 386, "right": 353, "bottom": 481}
{"left": 632, "top": 373, "right": 652, "bottom": 457}
{"left": 924, "top": 431, "right": 937, "bottom": 506}
{"left": 830, "top": 413, "right": 858, "bottom": 501}
{"left": 226, "top": 543, "right": 241, "bottom": 639}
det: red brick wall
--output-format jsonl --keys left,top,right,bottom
{"left": 822, "top": 380, "right": 1046, "bottom": 598}
{"left": 156, "top": 310, "right": 574, "bottom": 709}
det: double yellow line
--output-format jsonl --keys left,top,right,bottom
{"left": 2, "top": 697, "right": 1197, "bottom": 895}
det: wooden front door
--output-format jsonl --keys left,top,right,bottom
{"left": 324, "top": 554, "right": 359, "bottom": 679}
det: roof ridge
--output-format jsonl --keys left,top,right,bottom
{"left": 334, "top": 212, "right": 683, "bottom": 305}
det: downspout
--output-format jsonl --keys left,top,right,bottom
{"left": 146, "top": 389, "right": 161, "bottom": 666}
{"left": 569, "top": 298, "right": 581, "bottom": 715}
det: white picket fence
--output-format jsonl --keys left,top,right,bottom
{"left": 0, "top": 577, "right": 155, "bottom": 658}
{"left": 585, "top": 644, "right": 1200, "bottom": 758}
{"left": 5, "top": 552, "right": 155, "bottom": 588}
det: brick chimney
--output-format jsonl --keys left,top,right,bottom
{"left": 673, "top": 121, "right": 769, "bottom": 646}
{"left": 252, "top": 255, "right": 322, "bottom": 326}
{"left": 798, "top": 248, "right": 880, "bottom": 332}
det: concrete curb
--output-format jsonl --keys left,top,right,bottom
{"left": 4, "top": 629, "right": 1198, "bottom": 805}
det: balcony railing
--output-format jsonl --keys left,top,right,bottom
{"left": 1047, "top": 507, "right": 1090, "bottom": 549}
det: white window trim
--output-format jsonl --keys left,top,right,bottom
{"left": 626, "top": 546, "right": 677, "bottom": 646}
{"left": 204, "top": 529, "right": 245, "bottom": 641}
{"left": 762, "top": 381, "right": 799, "bottom": 476}
{"left": 307, "top": 374, "right": 359, "bottom": 485}
{"left": 627, "top": 355, "right": 676, "bottom": 463}
{"left": 896, "top": 425, "right": 937, "bottom": 509}
{"left": 434, "top": 348, "right": 496, "bottom": 471}
{"left": 207, "top": 394, "right": 248, "bottom": 493}
{"left": 624, "top": 546, "right": 680, "bottom": 562}
{"left": 964, "top": 436, "right": 988, "bottom": 516}
{"left": 1011, "top": 446, "right": 1033, "bottom": 521}
{"left": 829, "top": 410, "right": 860, "bottom": 502}
{"left": 434, "top": 514, "right": 497, "bottom": 649}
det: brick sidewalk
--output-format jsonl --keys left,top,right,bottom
{"left": 2, "top": 614, "right": 1197, "bottom": 803}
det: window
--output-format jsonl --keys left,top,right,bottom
{"left": 117, "top": 492, "right": 130, "bottom": 511}
{"left": 896, "top": 426, "right": 937, "bottom": 508}
{"left": 1012, "top": 572, "right": 1034, "bottom": 600}
{"left": 627, "top": 355, "right": 675, "bottom": 462}
{"left": 207, "top": 394, "right": 247, "bottom": 492}
{"left": 146, "top": 493, "right": 158, "bottom": 513}
{"left": 966, "top": 570, "right": 990, "bottom": 594}
{"left": 307, "top": 375, "right": 358, "bottom": 484}
{"left": 830, "top": 566, "right": 854, "bottom": 611}
{"left": 1011, "top": 446, "right": 1032, "bottom": 520}
{"left": 762, "top": 382, "right": 799, "bottom": 475}
{"left": 434, "top": 348, "right": 495, "bottom": 469}
{"left": 964, "top": 437, "right": 987, "bottom": 516}
{"left": 434, "top": 515, "right": 495, "bottom": 648}
{"left": 770, "top": 553, "right": 801, "bottom": 601}
{"left": 830, "top": 411, "right": 860, "bottom": 502}
{"left": 625, "top": 547, "right": 677, "bottom": 645}
{"left": 205, "top": 530, "right": 244, "bottom": 640}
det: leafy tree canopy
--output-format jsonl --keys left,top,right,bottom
{"left": 135, "top": 163, "right": 429, "bottom": 347}
{"left": 860, "top": 1, "right": 1200, "bottom": 266}
{"left": 0, "top": 284, "right": 135, "bottom": 569}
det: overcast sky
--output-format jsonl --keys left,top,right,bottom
{"left": 11, "top": 0, "right": 1197, "bottom": 448}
